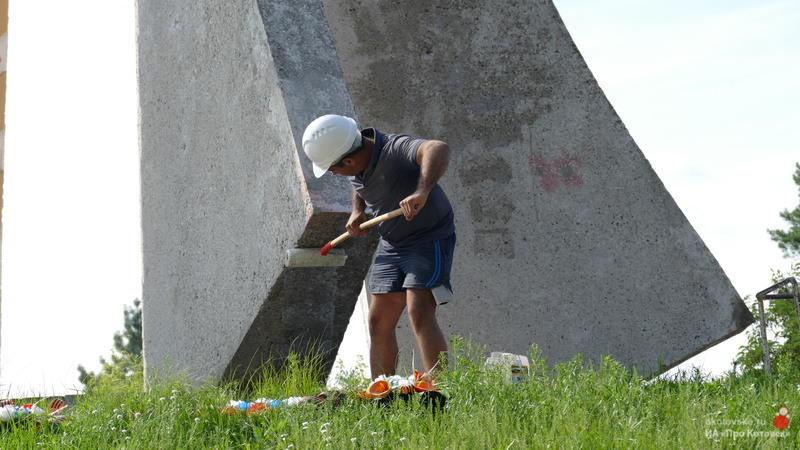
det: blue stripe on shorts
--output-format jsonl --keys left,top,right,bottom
{"left": 367, "top": 233, "right": 456, "bottom": 294}
{"left": 425, "top": 240, "right": 442, "bottom": 288}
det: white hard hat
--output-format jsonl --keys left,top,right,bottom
{"left": 302, "top": 114, "right": 362, "bottom": 178}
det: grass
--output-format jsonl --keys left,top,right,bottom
{"left": 2, "top": 337, "right": 799, "bottom": 448}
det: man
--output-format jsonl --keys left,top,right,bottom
{"left": 302, "top": 114, "right": 456, "bottom": 379}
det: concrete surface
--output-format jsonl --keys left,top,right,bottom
{"left": 323, "top": 0, "right": 753, "bottom": 375}
{"left": 139, "top": 0, "right": 753, "bottom": 384}
{"left": 138, "top": 0, "right": 376, "bottom": 382}
{"left": 0, "top": 0, "right": 7, "bottom": 360}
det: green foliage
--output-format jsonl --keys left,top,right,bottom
{"left": 736, "top": 163, "right": 800, "bottom": 376}
{"left": 768, "top": 162, "right": 800, "bottom": 259}
{"left": 330, "top": 357, "right": 370, "bottom": 393}
{"left": 735, "top": 264, "right": 800, "bottom": 377}
{"left": 78, "top": 299, "right": 143, "bottom": 389}
{"left": 734, "top": 163, "right": 800, "bottom": 376}
{"left": 4, "top": 339, "right": 799, "bottom": 448}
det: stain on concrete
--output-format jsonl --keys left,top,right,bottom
{"left": 469, "top": 194, "right": 514, "bottom": 227}
{"left": 458, "top": 155, "right": 513, "bottom": 185}
{"left": 329, "top": 0, "right": 560, "bottom": 149}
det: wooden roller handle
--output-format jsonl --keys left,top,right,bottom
{"left": 321, "top": 208, "right": 404, "bottom": 255}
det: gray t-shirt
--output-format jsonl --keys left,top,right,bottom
{"left": 349, "top": 128, "right": 455, "bottom": 247}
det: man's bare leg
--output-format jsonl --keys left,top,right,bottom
{"left": 368, "top": 292, "right": 407, "bottom": 379}
{"left": 407, "top": 288, "right": 448, "bottom": 374}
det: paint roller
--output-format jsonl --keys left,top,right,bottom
{"left": 284, "top": 208, "right": 404, "bottom": 268}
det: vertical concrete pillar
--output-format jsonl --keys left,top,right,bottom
{"left": 138, "top": 0, "right": 376, "bottom": 382}
{"left": 0, "top": 0, "right": 8, "bottom": 358}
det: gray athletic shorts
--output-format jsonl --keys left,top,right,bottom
{"left": 368, "top": 233, "right": 456, "bottom": 294}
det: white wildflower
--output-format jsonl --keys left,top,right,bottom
{"left": 286, "top": 396, "right": 305, "bottom": 406}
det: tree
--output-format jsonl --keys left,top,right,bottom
{"left": 78, "top": 299, "right": 143, "bottom": 388}
{"left": 734, "top": 264, "right": 800, "bottom": 376}
{"left": 768, "top": 162, "right": 800, "bottom": 258}
{"left": 736, "top": 162, "right": 800, "bottom": 376}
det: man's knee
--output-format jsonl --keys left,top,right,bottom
{"left": 407, "top": 289, "right": 437, "bottom": 327}
{"left": 368, "top": 314, "right": 396, "bottom": 340}
{"left": 368, "top": 292, "right": 405, "bottom": 336}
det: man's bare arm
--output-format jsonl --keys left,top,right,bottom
{"left": 400, "top": 140, "right": 450, "bottom": 220}
{"left": 346, "top": 187, "right": 369, "bottom": 237}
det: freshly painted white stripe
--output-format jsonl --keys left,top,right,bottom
{"left": 0, "top": 32, "right": 6, "bottom": 73}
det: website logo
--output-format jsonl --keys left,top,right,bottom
{"left": 773, "top": 406, "right": 790, "bottom": 430}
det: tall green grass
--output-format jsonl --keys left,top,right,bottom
{"left": 2, "top": 337, "right": 798, "bottom": 448}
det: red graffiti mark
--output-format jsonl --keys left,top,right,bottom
{"left": 528, "top": 151, "right": 583, "bottom": 194}
{"left": 529, "top": 153, "right": 558, "bottom": 194}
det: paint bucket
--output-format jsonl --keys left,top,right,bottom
{"left": 486, "top": 352, "right": 529, "bottom": 383}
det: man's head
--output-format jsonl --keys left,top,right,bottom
{"left": 302, "top": 114, "right": 364, "bottom": 178}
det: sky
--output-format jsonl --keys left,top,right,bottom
{"left": 1, "top": 1, "right": 798, "bottom": 397}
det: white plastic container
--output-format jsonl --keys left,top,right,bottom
{"left": 486, "top": 351, "right": 530, "bottom": 383}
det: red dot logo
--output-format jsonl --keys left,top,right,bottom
{"left": 774, "top": 406, "right": 790, "bottom": 430}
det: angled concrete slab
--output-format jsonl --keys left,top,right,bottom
{"left": 323, "top": 0, "right": 753, "bottom": 375}
{"left": 138, "top": 0, "right": 375, "bottom": 382}
{"left": 139, "top": 0, "right": 753, "bottom": 384}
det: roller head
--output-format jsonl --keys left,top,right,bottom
{"left": 320, "top": 242, "right": 334, "bottom": 256}
{"left": 285, "top": 248, "right": 346, "bottom": 267}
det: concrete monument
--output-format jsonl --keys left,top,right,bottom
{"left": 138, "top": 0, "right": 753, "bottom": 382}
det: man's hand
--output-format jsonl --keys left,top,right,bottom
{"left": 400, "top": 190, "right": 429, "bottom": 221}
{"left": 346, "top": 211, "right": 370, "bottom": 237}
